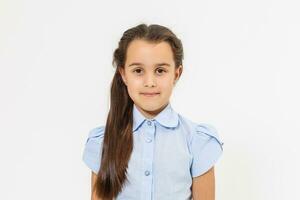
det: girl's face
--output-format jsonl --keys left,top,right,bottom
{"left": 119, "top": 39, "right": 182, "bottom": 119}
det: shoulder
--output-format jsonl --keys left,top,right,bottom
{"left": 82, "top": 125, "right": 105, "bottom": 174}
{"left": 177, "top": 116, "right": 224, "bottom": 177}
{"left": 194, "top": 123, "right": 224, "bottom": 149}
{"left": 178, "top": 114, "right": 224, "bottom": 149}
{"left": 85, "top": 125, "right": 105, "bottom": 143}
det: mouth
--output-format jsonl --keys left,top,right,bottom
{"left": 140, "top": 92, "right": 160, "bottom": 97}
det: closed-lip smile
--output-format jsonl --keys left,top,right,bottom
{"left": 141, "top": 92, "right": 160, "bottom": 96}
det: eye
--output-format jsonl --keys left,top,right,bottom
{"left": 133, "top": 68, "right": 143, "bottom": 74}
{"left": 156, "top": 68, "right": 166, "bottom": 75}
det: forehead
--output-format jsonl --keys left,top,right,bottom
{"left": 125, "top": 39, "right": 174, "bottom": 66}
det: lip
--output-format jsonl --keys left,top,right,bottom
{"left": 141, "top": 92, "right": 160, "bottom": 97}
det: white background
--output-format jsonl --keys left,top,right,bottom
{"left": 1, "top": 0, "right": 299, "bottom": 199}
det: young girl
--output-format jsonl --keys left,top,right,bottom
{"left": 82, "top": 23, "right": 224, "bottom": 200}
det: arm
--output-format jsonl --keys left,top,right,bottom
{"left": 192, "top": 167, "right": 215, "bottom": 200}
{"left": 91, "top": 172, "right": 103, "bottom": 200}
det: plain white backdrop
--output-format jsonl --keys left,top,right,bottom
{"left": 1, "top": 0, "right": 299, "bottom": 199}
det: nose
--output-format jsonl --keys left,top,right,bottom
{"left": 143, "top": 73, "right": 156, "bottom": 87}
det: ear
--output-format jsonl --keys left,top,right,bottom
{"left": 118, "top": 67, "right": 127, "bottom": 85}
{"left": 174, "top": 65, "right": 183, "bottom": 84}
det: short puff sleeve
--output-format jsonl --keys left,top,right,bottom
{"left": 190, "top": 123, "right": 224, "bottom": 177}
{"left": 82, "top": 126, "right": 105, "bottom": 174}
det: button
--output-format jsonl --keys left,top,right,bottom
{"left": 147, "top": 121, "right": 152, "bottom": 126}
{"left": 146, "top": 138, "right": 152, "bottom": 143}
{"left": 144, "top": 170, "right": 150, "bottom": 176}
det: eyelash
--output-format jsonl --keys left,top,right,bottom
{"left": 133, "top": 68, "right": 167, "bottom": 75}
{"left": 133, "top": 68, "right": 167, "bottom": 74}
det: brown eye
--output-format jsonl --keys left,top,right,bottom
{"left": 133, "top": 68, "right": 142, "bottom": 74}
{"left": 156, "top": 68, "right": 166, "bottom": 75}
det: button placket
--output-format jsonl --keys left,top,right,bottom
{"left": 147, "top": 120, "right": 152, "bottom": 126}
{"left": 141, "top": 119, "right": 156, "bottom": 200}
{"left": 146, "top": 138, "right": 152, "bottom": 143}
{"left": 144, "top": 170, "right": 150, "bottom": 176}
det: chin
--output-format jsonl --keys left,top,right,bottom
{"left": 137, "top": 101, "right": 166, "bottom": 111}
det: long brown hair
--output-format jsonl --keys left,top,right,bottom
{"left": 94, "top": 23, "right": 184, "bottom": 199}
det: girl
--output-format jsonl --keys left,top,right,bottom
{"left": 82, "top": 23, "right": 224, "bottom": 200}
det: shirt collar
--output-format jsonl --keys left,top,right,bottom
{"left": 132, "top": 102, "right": 179, "bottom": 132}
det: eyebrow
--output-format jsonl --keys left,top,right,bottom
{"left": 128, "top": 62, "right": 171, "bottom": 67}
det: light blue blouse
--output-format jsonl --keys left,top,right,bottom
{"left": 82, "top": 103, "right": 224, "bottom": 200}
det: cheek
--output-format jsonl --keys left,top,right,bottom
{"left": 158, "top": 79, "right": 174, "bottom": 94}
{"left": 126, "top": 78, "right": 142, "bottom": 93}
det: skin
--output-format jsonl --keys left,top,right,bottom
{"left": 91, "top": 39, "right": 215, "bottom": 200}
{"left": 119, "top": 39, "right": 182, "bottom": 119}
{"left": 192, "top": 167, "right": 216, "bottom": 200}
